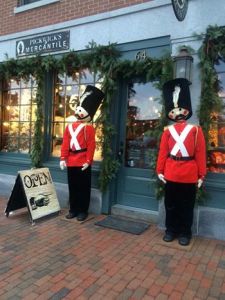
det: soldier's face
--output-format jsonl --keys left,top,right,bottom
{"left": 168, "top": 107, "right": 189, "bottom": 121}
{"left": 75, "top": 106, "right": 91, "bottom": 122}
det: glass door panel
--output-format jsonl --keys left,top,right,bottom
{"left": 125, "top": 82, "right": 161, "bottom": 169}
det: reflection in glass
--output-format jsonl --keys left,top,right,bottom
{"left": 125, "top": 82, "right": 161, "bottom": 169}
{"left": 80, "top": 69, "right": 94, "bottom": 84}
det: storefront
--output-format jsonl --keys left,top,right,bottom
{"left": 0, "top": 34, "right": 171, "bottom": 213}
{"left": 1, "top": 0, "right": 225, "bottom": 240}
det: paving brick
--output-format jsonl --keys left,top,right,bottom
{"left": 82, "top": 283, "right": 100, "bottom": 297}
{"left": 131, "top": 286, "right": 147, "bottom": 299}
{"left": 209, "top": 286, "right": 222, "bottom": 298}
{"left": 188, "top": 279, "right": 201, "bottom": 291}
{"left": 196, "top": 286, "right": 209, "bottom": 299}
{"left": 22, "top": 292, "right": 40, "bottom": 300}
{"left": 65, "top": 287, "right": 84, "bottom": 299}
{"left": 117, "top": 288, "right": 133, "bottom": 300}
{"left": 147, "top": 284, "right": 162, "bottom": 297}
{"left": 155, "top": 293, "right": 169, "bottom": 300}
{"left": 127, "top": 278, "right": 142, "bottom": 290}
{"left": 174, "top": 280, "right": 189, "bottom": 293}
{"left": 168, "top": 290, "right": 183, "bottom": 300}
{"left": 161, "top": 283, "right": 174, "bottom": 295}
{"left": 200, "top": 277, "right": 213, "bottom": 289}
{"left": 182, "top": 289, "right": 196, "bottom": 299}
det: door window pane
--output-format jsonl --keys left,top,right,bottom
{"left": 125, "top": 82, "right": 161, "bottom": 169}
{"left": 0, "top": 78, "right": 37, "bottom": 153}
{"left": 52, "top": 70, "right": 103, "bottom": 161}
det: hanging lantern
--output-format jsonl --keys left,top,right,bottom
{"left": 173, "top": 47, "right": 193, "bottom": 83}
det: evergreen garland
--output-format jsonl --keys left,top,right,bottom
{"left": 30, "top": 63, "right": 44, "bottom": 167}
{"left": 0, "top": 43, "right": 174, "bottom": 193}
{"left": 196, "top": 25, "right": 225, "bottom": 202}
{"left": 198, "top": 25, "right": 225, "bottom": 145}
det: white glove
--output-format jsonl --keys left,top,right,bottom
{"left": 81, "top": 163, "right": 89, "bottom": 171}
{"left": 197, "top": 178, "right": 203, "bottom": 188}
{"left": 60, "top": 160, "right": 67, "bottom": 170}
{"left": 158, "top": 173, "right": 166, "bottom": 184}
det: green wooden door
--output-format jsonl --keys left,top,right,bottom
{"left": 116, "top": 81, "right": 161, "bottom": 211}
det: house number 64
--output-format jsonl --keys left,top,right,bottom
{"left": 136, "top": 50, "right": 147, "bottom": 61}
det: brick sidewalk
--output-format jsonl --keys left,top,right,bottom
{"left": 1, "top": 197, "right": 225, "bottom": 300}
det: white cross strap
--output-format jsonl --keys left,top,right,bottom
{"left": 169, "top": 124, "right": 193, "bottom": 156}
{"left": 68, "top": 123, "right": 85, "bottom": 150}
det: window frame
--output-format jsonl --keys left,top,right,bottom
{"left": 14, "top": 0, "right": 60, "bottom": 14}
{"left": 19, "top": 0, "right": 40, "bottom": 5}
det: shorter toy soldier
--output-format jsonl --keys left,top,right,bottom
{"left": 156, "top": 78, "right": 206, "bottom": 246}
{"left": 60, "top": 85, "right": 104, "bottom": 221}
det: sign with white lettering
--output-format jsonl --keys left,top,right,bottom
{"left": 16, "top": 31, "right": 70, "bottom": 57}
{"left": 5, "top": 168, "right": 60, "bottom": 222}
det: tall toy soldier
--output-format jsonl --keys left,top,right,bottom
{"left": 60, "top": 85, "right": 104, "bottom": 221}
{"left": 156, "top": 78, "right": 206, "bottom": 246}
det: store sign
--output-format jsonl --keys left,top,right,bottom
{"left": 5, "top": 168, "right": 60, "bottom": 223}
{"left": 16, "top": 31, "right": 70, "bottom": 57}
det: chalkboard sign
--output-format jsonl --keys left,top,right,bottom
{"left": 5, "top": 168, "right": 61, "bottom": 222}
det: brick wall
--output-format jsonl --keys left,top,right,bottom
{"left": 0, "top": 0, "right": 153, "bottom": 36}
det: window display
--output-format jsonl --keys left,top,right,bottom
{"left": 0, "top": 78, "right": 37, "bottom": 153}
{"left": 52, "top": 70, "right": 103, "bottom": 161}
{"left": 208, "top": 67, "right": 225, "bottom": 173}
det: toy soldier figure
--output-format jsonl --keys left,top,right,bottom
{"left": 60, "top": 85, "right": 104, "bottom": 221}
{"left": 156, "top": 78, "right": 206, "bottom": 246}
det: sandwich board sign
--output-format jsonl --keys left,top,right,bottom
{"left": 5, "top": 168, "right": 60, "bottom": 223}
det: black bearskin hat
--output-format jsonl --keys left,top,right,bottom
{"left": 163, "top": 78, "right": 192, "bottom": 121}
{"left": 77, "top": 85, "right": 104, "bottom": 120}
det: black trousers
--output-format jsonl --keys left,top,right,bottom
{"left": 67, "top": 166, "right": 91, "bottom": 214}
{"left": 164, "top": 180, "right": 196, "bottom": 238}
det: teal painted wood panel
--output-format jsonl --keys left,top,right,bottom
{"left": 119, "top": 192, "right": 158, "bottom": 211}
{"left": 123, "top": 175, "right": 155, "bottom": 197}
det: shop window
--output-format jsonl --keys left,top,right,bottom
{"left": 52, "top": 70, "right": 103, "bottom": 161}
{"left": 208, "top": 60, "right": 225, "bottom": 173}
{"left": 0, "top": 78, "right": 37, "bottom": 153}
{"left": 15, "top": 0, "right": 60, "bottom": 13}
{"left": 17, "top": 0, "right": 40, "bottom": 5}
{"left": 125, "top": 82, "right": 161, "bottom": 169}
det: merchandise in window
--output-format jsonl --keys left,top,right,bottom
{"left": 0, "top": 78, "right": 37, "bottom": 153}
{"left": 208, "top": 61, "right": 225, "bottom": 173}
{"left": 52, "top": 70, "right": 103, "bottom": 161}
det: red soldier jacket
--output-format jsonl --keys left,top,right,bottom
{"left": 156, "top": 121, "right": 206, "bottom": 183}
{"left": 60, "top": 121, "right": 96, "bottom": 167}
